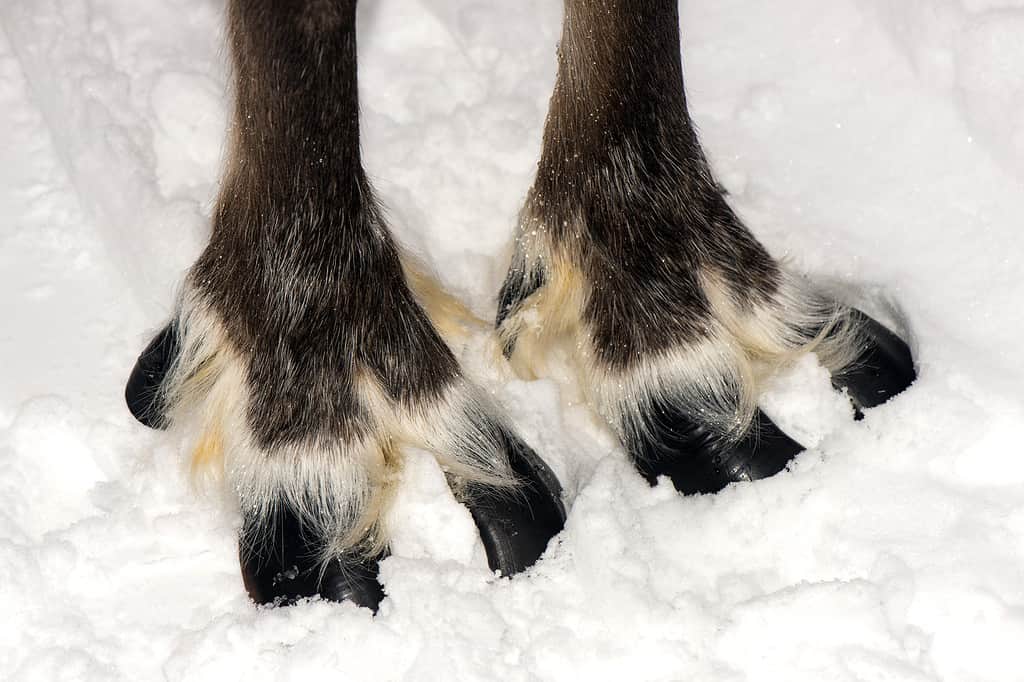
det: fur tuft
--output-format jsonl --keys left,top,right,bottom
{"left": 400, "top": 250, "right": 488, "bottom": 345}
{"left": 155, "top": 288, "right": 517, "bottom": 569}
{"left": 497, "top": 208, "right": 866, "bottom": 453}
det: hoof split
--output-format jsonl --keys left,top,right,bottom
{"left": 630, "top": 308, "right": 917, "bottom": 494}
{"left": 125, "top": 323, "right": 565, "bottom": 610}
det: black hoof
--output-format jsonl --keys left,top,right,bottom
{"left": 240, "top": 505, "right": 386, "bottom": 612}
{"left": 237, "top": 432, "right": 565, "bottom": 611}
{"left": 629, "top": 308, "right": 916, "bottom": 494}
{"left": 832, "top": 309, "right": 916, "bottom": 413}
{"left": 125, "top": 322, "right": 178, "bottom": 429}
{"left": 631, "top": 397, "right": 804, "bottom": 494}
{"left": 239, "top": 430, "right": 567, "bottom": 613}
{"left": 466, "top": 432, "right": 566, "bottom": 576}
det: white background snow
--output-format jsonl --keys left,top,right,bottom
{"left": 2, "top": 0, "right": 1023, "bottom": 680}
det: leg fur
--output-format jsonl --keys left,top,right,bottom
{"left": 497, "top": 0, "right": 900, "bottom": 492}
{"left": 129, "top": 0, "right": 563, "bottom": 607}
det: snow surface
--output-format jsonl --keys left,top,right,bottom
{"left": 2, "top": 0, "right": 1024, "bottom": 680}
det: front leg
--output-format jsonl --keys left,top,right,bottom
{"left": 498, "top": 0, "right": 915, "bottom": 494}
{"left": 126, "top": 0, "right": 564, "bottom": 610}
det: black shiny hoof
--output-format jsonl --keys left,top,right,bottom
{"left": 125, "top": 322, "right": 178, "bottom": 429}
{"left": 240, "top": 505, "right": 385, "bottom": 612}
{"left": 832, "top": 309, "right": 916, "bottom": 413}
{"left": 631, "top": 398, "right": 804, "bottom": 495}
{"left": 466, "top": 432, "right": 566, "bottom": 576}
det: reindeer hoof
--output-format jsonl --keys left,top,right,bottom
{"left": 466, "top": 433, "right": 566, "bottom": 576}
{"left": 631, "top": 403, "right": 804, "bottom": 495}
{"left": 631, "top": 308, "right": 916, "bottom": 494}
{"left": 238, "top": 433, "right": 565, "bottom": 614}
{"left": 833, "top": 309, "right": 916, "bottom": 413}
{"left": 125, "top": 322, "right": 177, "bottom": 429}
{"left": 240, "top": 504, "right": 386, "bottom": 611}
{"left": 131, "top": 318, "right": 564, "bottom": 607}
{"left": 243, "top": 554, "right": 386, "bottom": 611}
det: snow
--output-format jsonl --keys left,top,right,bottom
{"left": 2, "top": 0, "right": 1023, "bottom": 680}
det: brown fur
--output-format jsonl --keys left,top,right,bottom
{"left": 497, "top": 0, "right": 862, "bottom": 450}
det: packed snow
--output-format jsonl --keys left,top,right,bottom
{"left": 2, "top": 0, "right": 1023, "bottom": 680}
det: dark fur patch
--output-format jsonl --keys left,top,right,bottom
{"left": 192, "top": 0, "right": 459, "bottom": 450}
{"left": 525, "top": 0, "right": 781, "bottom": 370}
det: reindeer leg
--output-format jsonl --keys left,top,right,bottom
{"left": 126, "top": 0, "right": 563, "bottom": 610}
{"left": 497, "top": 0, "right": 915, "bottom": 494}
